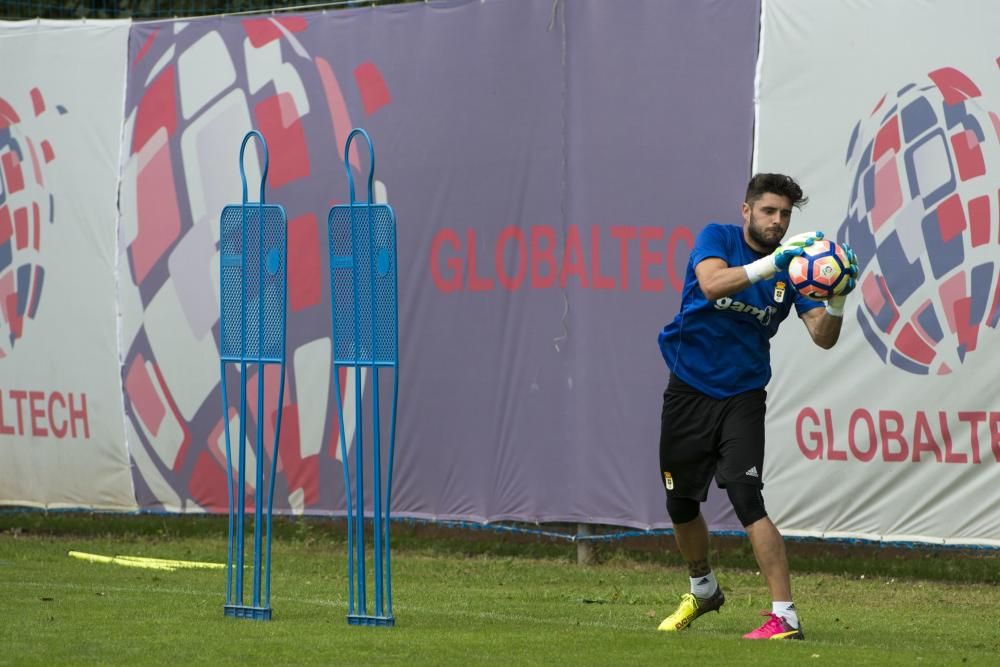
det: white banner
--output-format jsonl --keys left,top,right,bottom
{"left": 758, "top": 0, "right": 1000, "bottom": 545}
{"left": 0, "top": 21, "right": 135, "bottom": 510}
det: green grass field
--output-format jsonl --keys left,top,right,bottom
{"left": 2, "top": 513, "right": 998, "bottom": 666}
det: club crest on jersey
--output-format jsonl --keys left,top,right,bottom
{"left": 773, "top": 280, "right": 786, "bottom": 303}
{"left": 663, "top": 471, "right": 674, "bottom": 490}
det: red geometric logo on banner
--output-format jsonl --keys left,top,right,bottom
{"left": 120, "top": 19, "right": 394, "bottom": 515}
{"left": 0, "top": 90, "right": 58, "bottom": 360}
{"left": 840, "top": 66, "right": 1000, "bottom": 375}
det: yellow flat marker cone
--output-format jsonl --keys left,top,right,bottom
{"left": 68, "top": 551, "right": 115, "bottom": 565}
{"left": 68, "top": 551, "right": 177, "bottom": 571}
{"left": 116, "top": 556, "right": 224, "bottom": 570}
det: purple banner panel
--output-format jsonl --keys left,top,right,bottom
{"left": 562, "top": 0, "right": 760, "bottom": 531}
{"left": 120, "top": 0, "right": 758, "bottom": 532}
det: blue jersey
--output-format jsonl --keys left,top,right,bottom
{"left": 658, "top": 223, "right": 823, "bottom": 399}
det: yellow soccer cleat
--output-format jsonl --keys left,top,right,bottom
{"left": 657, "top": 588, "right": 726, "bottom": 632}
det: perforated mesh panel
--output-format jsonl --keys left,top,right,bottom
{"left": 221, "top": 264, "right": 243, "bottom": 358}
{"left": 261, "top": 207, "right": 286, "bottom": 360}
{"left": 220, "top": 206, "right": 244, "bottom": 360}
{"left": 372, "top": 207, "right": 397, "bottom": 363}
{"left": 219, "top": 204, "right": 287, "bottom": 363}
{"left": 328, "top": 203, "right": 397, "bottom": 365}
{"left": 329, "top": 207, "right": 357, "bottom": 362}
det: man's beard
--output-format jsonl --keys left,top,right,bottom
{"left": 747, "top": 213, "right": 783, "bottom": 251}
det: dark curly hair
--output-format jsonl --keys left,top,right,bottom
{"left": 744, "top": 173, "right": 808, "bottom": 209}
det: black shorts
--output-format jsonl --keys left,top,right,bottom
{"left": 658, "top": 374, "right": 766, "bottom": 501}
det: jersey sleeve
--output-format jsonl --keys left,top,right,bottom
{"left": 689, "top": 224, "right": 732, "bottom": 268}
{"left": 792, "top": 288, "right": 826, "bottom": 315}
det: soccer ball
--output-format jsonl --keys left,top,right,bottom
{"left": 787, "top": 239, "right": 851, "bottom": 301}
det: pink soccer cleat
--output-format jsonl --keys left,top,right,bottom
{"left": 742, "top": 612, "right": 804, "bottom": 640}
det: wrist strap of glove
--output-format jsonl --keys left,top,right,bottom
{"left": 744, "top": 256, "right": 776, "bottom": 284}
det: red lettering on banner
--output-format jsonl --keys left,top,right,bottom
{"left": 940, "top": 411, "right": 965, "bottom": 463}
{"left": 796, "top": 407, "right": 823, "bottom": 460}
{"left": 795, "top": 407, "right": 1000, "bottom": 465}
{"left": 0, "top": 389, "right": 90, "bottom": 439}
{"left": 0, "top": 391, "right": 13, "bottom": 435}
{"left": 466, "top": 229, "right": 493, "bottom": 291}
{"left": 880, "top": 410, "right": 909, "bottom": 462}
{"left": 667, "top": 226, "right": 695, "bottom": 293}
{"left": 9, "top": 390, "right": 27, "bottom": 434}
{"left": 990, "top": 413, "right": 1000, "bottom": 462}
{"left": 590, "top": 226, "right": 615, "bottom": 290}
{"left": 531, "top": 226, "right": 557, "bottom": 289}
{"left": 49, "top": 392, "right": 68, "bottom": 438}
{"left": 848, "top": 408, "right": 877, "bottom": 461}
{"left": 29, "top": 390, "right": 47, "bottom": 437}
{"left": 958, "top": 411, "right": 985, "bottom": 464}
{"left": 824, "top": 408, "right": 847, "bottom": 460}
{"left": 430, "top": 228, "right": 462, "bottom": 293}
{"left": 639, "top": 227, "right": 665, "bottom": 292}
{"left": 912, "top": 411, "right": 943, "bottom": 462}
{"left": 69, "top": 393, "right": 89, "bottom": 438}
{"left": 610, "top": 226, "right": 637, "bottom": 290}
{"left": 495, "top": 226, "right": 526, "bottom": 291}
{"left": 429, "top": 224, "right": 695, "bottom": 293}
{"left": 559, "top": 225, "right": 588, "bottom": 288}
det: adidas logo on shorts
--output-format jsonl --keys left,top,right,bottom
{"left": 745, "top": 466, "right": 759, "bottom": 478}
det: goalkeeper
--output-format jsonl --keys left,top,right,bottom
{"left": 655, "top": 173, "right": 858, "bottom": 640}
